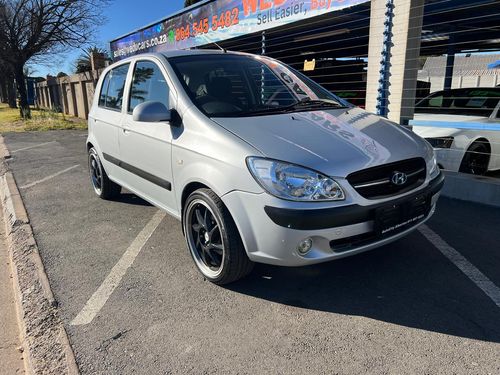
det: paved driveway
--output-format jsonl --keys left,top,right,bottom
{"left": 4, "top": 130, "right": 500, "bottom": 374}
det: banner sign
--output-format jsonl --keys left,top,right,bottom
{"left": 110, "top": 0, "right": 369, "bottom": 60}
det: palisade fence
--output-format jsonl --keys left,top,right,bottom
{"left": 34, "top": 0, "right": 500, "bottom": 179}
{"left": 36, "top": 1, "right": 500, "bottom": 119}
{"left": 35, "top": 69, "right": 104, "bottom": 120}
{"left": 35, "top": 52, "right": 109, "bottom": 119}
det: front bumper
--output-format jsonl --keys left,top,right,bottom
{"left": 434, "top": 147, "right": 463, "bottom": 172}
{"left": 222, "top": 172, "right": 444, "bottom": 267}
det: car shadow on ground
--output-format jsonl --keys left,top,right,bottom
{"left": 226, "top": 233, "right": 500, "bottom": 343}
{"left": 114, "top": 193, "right": 152, "bottom": 207}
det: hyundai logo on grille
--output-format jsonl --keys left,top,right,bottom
{"left": 391, "top": 171, "right": 408, "bottom": 186}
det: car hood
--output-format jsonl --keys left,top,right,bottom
{"left": 412, "top": 113, "right": 488, "bottom": 122}
{"left": 212, "top": 107, "right": 429, "bottom": 178}
{"left": 412, "top": 125, "right": 461, "bottom": 138}
{"left": 410, "top": 113, "right": 490, "bottom": 138}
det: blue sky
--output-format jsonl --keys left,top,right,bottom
{"left": 33, "top": 0, "right": 185, "bottom": 77}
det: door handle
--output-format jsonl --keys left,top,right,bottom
{"left": 122, "top": 127, "right": 131, "bottom": 134}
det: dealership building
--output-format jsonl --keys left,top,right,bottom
{"left": 36, "top": 0, "right": 500, "bottom": 124}
{"left": 109, "top": 0, "right": 500, "bottom": 125}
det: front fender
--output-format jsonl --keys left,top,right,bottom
{"left": 172, "top": 148, "right": 263, "bottom": 214}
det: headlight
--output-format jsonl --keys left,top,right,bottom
{"left": 246, "top": 157, "right": 345, "bottom": 201}
{"left": 429, "top": 153, "right": 440, "bottom": 179}
{"left": 425, "top": 137, "right": 454, "bottom": 149}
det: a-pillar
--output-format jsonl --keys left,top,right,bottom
{"left": 366, "top": 0, "right": 425, "bottom": 125}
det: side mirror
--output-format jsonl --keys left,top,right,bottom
{"left": 132, "top": 101, "right": 171, "bottom": 123}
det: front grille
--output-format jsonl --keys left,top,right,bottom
{"left": 347, "top": 158, "right": 426, "bottom": 199}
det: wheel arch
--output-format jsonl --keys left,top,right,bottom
{"left": 460, "top": 137, "right": 492, "bottom": 174}
{"left": 470, "top": 137, "right": 491, "bottom": 153}
{"left": 181, "top": 181, "right": 211, "bottom": 216}
{"left": 179, "top": 180, "right": 244, "bottom": 239}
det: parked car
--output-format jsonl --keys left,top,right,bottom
{"left": 411, "top": 88, "right": 500, "bottom": 175}
{"left": 87, "top": 50, "right": 443, "bottom": 284}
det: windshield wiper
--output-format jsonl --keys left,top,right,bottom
{"left": 235, "top": 106, "right": 296, "bottom": 117}
{"left": 289, "top": 98, "right": 347, "bottom": 110}
{"left": 215, "top": 99, "right": 348, "bottom": 117}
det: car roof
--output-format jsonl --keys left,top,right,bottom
{"left": 110, "top": 49, "right": 252, "bottom": 66}
{"left": 162, "top": 49, "right": 246, "bottom": 58}
{"left": 430, "top": 87, "right": 500, "bottom": 95}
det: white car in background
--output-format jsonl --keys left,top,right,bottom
{"left": 411, "top": 87, "right": 500, "bottom": 175}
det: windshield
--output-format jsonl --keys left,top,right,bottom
{"left": 415, "top": 88, "right": 500, "bottom": 117}
{"left": 168, "top": 54, "right": 348, "bottom": 117}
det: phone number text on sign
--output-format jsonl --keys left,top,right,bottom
{"left": 176, "top": 7, "right": 240, "bottom": 41}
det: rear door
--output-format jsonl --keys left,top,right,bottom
{"left": 117, "top": 58, "right": 178, "bottom": 214}
{"left": 91, "top": 63, "right": 130, "bottom": 179}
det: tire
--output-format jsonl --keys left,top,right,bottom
{"left": 183, "top": 188, "right": 254, "bottom": 285}
{"left": 88, "top": 147, "right": 121, "bottom": 200}
{"left": 459, "top": 141, "right": 490, "bottom": 175}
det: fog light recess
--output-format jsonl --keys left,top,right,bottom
{"left": 297, "top": 238, "right": 313, "bottom": 255}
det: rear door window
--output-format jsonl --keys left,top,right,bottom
{"left": 428, "top": 95, "right": 444, "bottom": 107}
{"left": 98, "top": 73, "right": 111, "bottom": 107}
{"left": 99, "top": 63, "right": 130, "bottom": 111}
{"left": 416, "top": 88, "right": 500, "bottom": 116}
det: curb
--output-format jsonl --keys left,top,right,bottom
{"left": 0, "top": 135, "right": 11, "bottom": 159}
{"left": 441, "top": 171, "right": 500, "bottom": 208}
{"left": 0, "top": 136, "right": 79, "bottom": 375}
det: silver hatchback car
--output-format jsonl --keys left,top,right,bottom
{"left": 87, "top": 50, "right": 444, "bottom": 284}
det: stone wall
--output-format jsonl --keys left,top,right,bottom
{"left": 35, "top": 69, "right": 104, "bottom": 120}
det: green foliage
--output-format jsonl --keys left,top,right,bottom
{"left": 0, "top": 103, "right": 87, "bottom": 132}
{"left": 74, "top": 46, "right": 109, "bottom": 73}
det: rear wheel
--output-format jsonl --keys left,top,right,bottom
{"left": 88, "top": 147, "right": 121, "bottom": 199}
{"left": 183, "top": 188, "right": 254, "bottom": 285}
{"left": 459, "top": 141, "right": 490, "bottom": 175}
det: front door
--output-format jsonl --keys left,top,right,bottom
{"left": 117, "top": 59, "right": 177, "bottom": 215}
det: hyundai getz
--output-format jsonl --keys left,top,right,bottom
{"left": 87, "top": 50, "right": 444, "bottom": 284}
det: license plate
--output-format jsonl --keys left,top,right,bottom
{"left": 375, "top": 194, "right": 431, "bottom": 237}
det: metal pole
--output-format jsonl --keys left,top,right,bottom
{"left": 444, "top": 33, "right": 455, "bottom": 91}
{"left": 261, "top": 31, "right": 266, "bottom": 101}
{"left": 261, "top": 31, "right": 266, "bottom": 56}
{"left": 376, "top": 0, "right": 395, "bottom": 118}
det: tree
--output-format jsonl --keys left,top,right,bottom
{"left": 0, "top": 61, "right": 9, "bottom": 103}
{"left": 0, "top": 59, "right": 15, "bottom": 107}
{"left": 73, "top": 46, "right": 109, "bottom": 74}
{"left": 0, "top": 0, "right": 111, "bottom": 118}
{"left": 184, "top": 0, "right": 204, "bottom": 7}
{"left": 56, "top": 71, "right": 67, "bottom": 78}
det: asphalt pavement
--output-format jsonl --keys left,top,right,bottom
{"left": 3, "top": 130, "right": 500, "bottom": 375}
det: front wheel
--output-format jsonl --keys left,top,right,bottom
{"left": 88, "top": 147, "right": 121, "bottom": 200}
{"left": 459, "top": 142, "right": 490, "bottom": 175}
{"left": 183, "top": 188, "right": 254, "bottom": 285}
